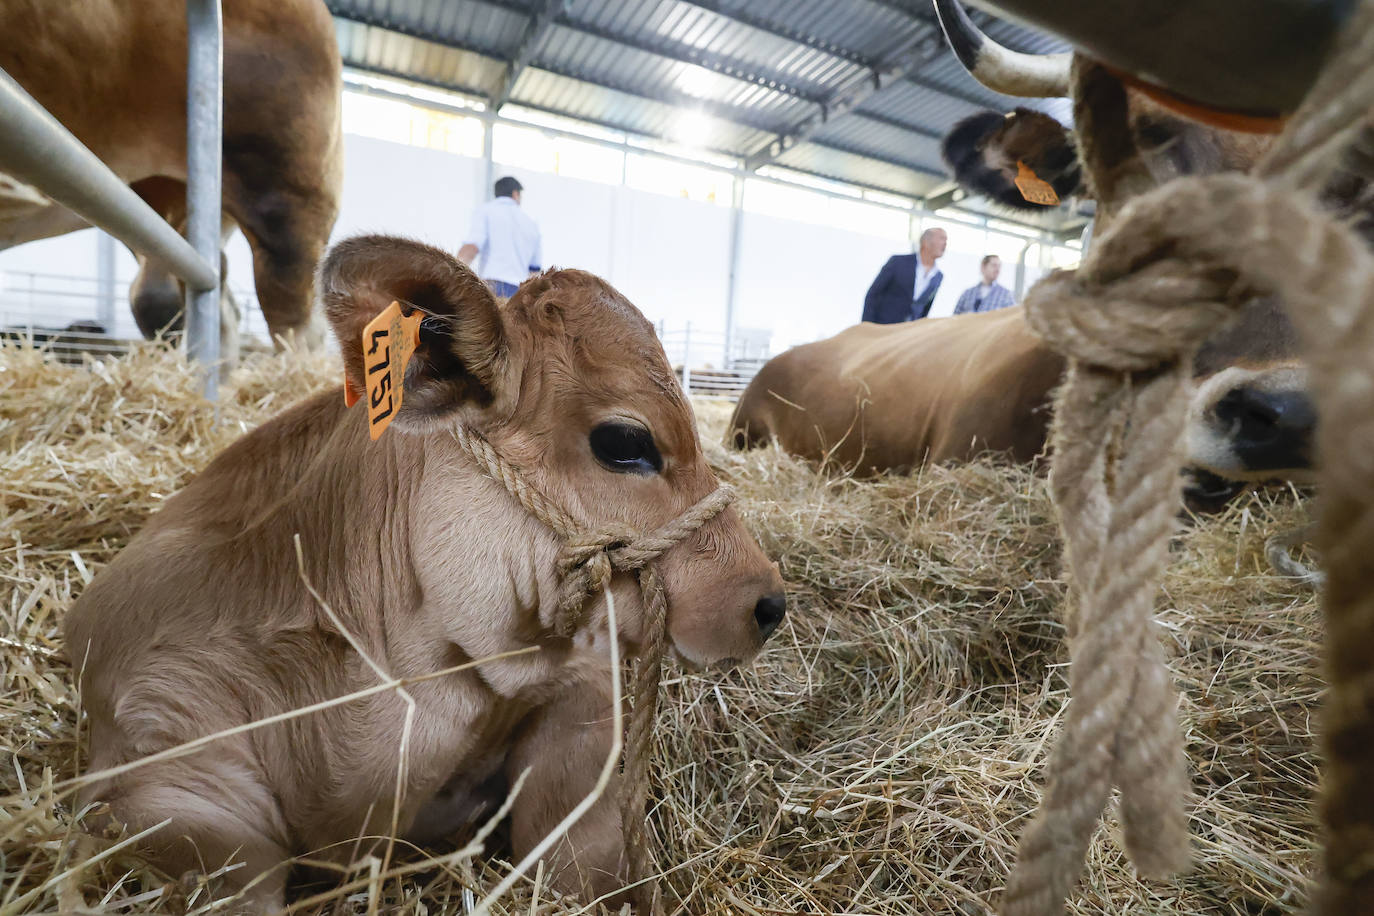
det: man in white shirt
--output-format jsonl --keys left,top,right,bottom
{"left": 952, "top": 254, "right": 1017, "bottom": 315}
{"left": 862, "top": 228, "right": 947, "bottom": 324}
{"left": 458, "top": 176, "right": 543, "bottom": 298}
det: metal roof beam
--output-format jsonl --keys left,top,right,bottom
{"left": 745, "top": 30, "right": 945, "bottom": 171}
{"left": 921, "top": 183, "right": 963, "bottom": 210}
{"left": 551, "top": 17, "right": 828, "bottom": 105}
{"left": 491, "top": 0, "right": 561, "bottom": 112}
{"left": 341, "top": 63, "right": 499, "bottom": 107}
{"left": 863, "top": 0, "right": 938, "bottom": 24}
{"left": 329, "top": 9, "right": 510, "bottom": 63}
{"left": 675, "top": 1, "right": 879, "bottom": 70}
{"left": 791, "top": 138, "right": 947, "bottom": 181}
{"left": 847, "top": 109, "right": 943, "bottom": 141}
{"left": 903, "top": 74, "right": 996, "bottom": 109}
{"left": 531, "top": 61, "right": 787, "bottom": 135}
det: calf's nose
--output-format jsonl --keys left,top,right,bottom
{"left": 754, "top": 593, "right": 787, "bottom": 642}
{"left": 1214, "top": 386, "right": 1316, "bottom": 470}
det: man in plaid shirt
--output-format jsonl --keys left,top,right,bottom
{"left": 953, "top": 254, "right": 1016, "bottom": 315}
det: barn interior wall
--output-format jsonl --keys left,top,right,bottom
{"left": 0, "top": 131, "right": 1048, "bottom": 365}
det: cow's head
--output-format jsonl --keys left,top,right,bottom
{"left": 933, "top": 0, "right": 1315, "bottom": 488}
{"left": 320, "top": 236, "right": 786, "bottom": 669}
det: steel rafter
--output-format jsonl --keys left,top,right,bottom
{"left": 745, "top": 26, "right": 946, "bottom": 171}
{"left": 531, "top": 59, "right": 793, "bottom": 135}
{"left": 329, "top": 8, "right": 511, "bottom": 61}
{"left": 491, "top": 0, "right": 562, "bottom": 111}
{"left": 675, "top": 0, "right": 880, "bottom": 70}
{"left": 550, "top": 17, "right": 828, "bottom": 105}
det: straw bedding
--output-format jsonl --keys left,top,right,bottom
{"left": 1, "top": 342, "right": 1322, "bottom": 914}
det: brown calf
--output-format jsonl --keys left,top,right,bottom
{"left": 64, "top": 236, "right": 786, "bottom": 909}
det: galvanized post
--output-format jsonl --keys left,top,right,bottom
{"left": 96, "top": 231, "right": 116, "bottom": 330}
{"left": 482, "top": 113, "right": 495, "bottom": 201}
{"left": 186, "top": 0, "right": 223, "bottom": 400}
{"left": 682, "top": 321, "right": 692, "bottom": 396}
{"left": 723, "top": 175, "right": 744, "bottom": 370}
{"left": 0, "top": 70, "right": 216, "bottom": 291}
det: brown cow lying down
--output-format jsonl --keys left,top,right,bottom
{"left": 65, "top": 237, "right": 786, "bottom": 909}
{"left": 728, "top": 301, "right": 1313, "bottom": 492}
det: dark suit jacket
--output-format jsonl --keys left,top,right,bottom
{"left": 862, "top": 254, "right": 943, "bottom": 324}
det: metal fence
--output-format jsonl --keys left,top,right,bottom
{"left": 0, "top": 270, "right": 263, "bottom": 361}
{"left": 0, "top": 0, "right": 224, "bottom": 397}
{"left": 1, "top": 277, "right": 774, "bottom": 402}
{"left": 657, "top": 322, "right": 771, "bottom": 400}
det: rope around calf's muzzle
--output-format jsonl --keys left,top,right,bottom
{"left": 452, "top": 425, "right": 735, "bottom": 903}
{"left": 1004, "top": 13, "right": 1374, "bottom": 914}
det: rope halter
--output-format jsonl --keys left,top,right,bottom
{"left": 451, "top": 424, "right": 736, "bottom": 903}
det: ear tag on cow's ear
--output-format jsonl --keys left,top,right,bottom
{"left": 360, "top": 300, "right": 422, "bottom": 441}
{"left": 1014, "top": 160, "right": 1060, "bottom": 206}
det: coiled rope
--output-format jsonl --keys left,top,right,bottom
{"left": 1002, "top": 7, "right": 1374, "bottom": 913}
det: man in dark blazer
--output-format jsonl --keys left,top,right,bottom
{"left": 862, "top": 228, "right": 948, "bottom": 324}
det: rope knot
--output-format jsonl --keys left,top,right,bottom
{"left": 555, "top": 527, "right": 637, "bottom": 635}
{"left": 1024, "top": 176, "right": 1280, "bottom": 374}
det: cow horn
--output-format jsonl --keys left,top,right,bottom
{"left": 932, "top": 0, "right": 1071, "bottom": 98}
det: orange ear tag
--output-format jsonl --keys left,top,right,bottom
{"left": 358, "top": 301, "right": 422, "bottom": 441}
{"left": 1014, "top": 160, "right": 1061, "bottom": 206}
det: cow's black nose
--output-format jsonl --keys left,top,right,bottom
{"left": 754, "top": 593, "right": 786, "bottom": 642}
{"left": 1214, "top": 386, "right": 1316, "bottom": 470}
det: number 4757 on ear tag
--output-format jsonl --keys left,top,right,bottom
{"left": 347, "top": 301, "right": 422, "bottom": 441}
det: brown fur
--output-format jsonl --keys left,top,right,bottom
{"left": 0, "top": 0, "right": 342, "bottom": 347}
{"left": 64, "top": 237, "right": 785, "bottom": 909}
{"left": 730, "top": 308, "right": 1062, "bottom": 473}
{"left": 728, "top": 298, "right": 1308, "bottom": 481}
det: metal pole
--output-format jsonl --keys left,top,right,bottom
{"left": 96, "top": 232, "right": 116, "bottom": 330}
{"left": 0, "top": 70, "right": 216, "bottom": 292}
{"left": 186, "top": 0, "right": 223, "bottom": 399}
{"left": 723, "top": 176, "right": 744, "bottom": 370}
{"left": 482, "top": 113, "right": 495, "bottom": 200}
{"left": 682, "top": 322, "right": 692, "bottom": 396}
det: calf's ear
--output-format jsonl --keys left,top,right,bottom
{"left": 319, "top": 235, "right": 517, "bottom": 430}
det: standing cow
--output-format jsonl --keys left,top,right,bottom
{"left": 64, "top": 236, "right": 788, "bottom": 909}
{"left": 0, "top": 0, "right": 343, "bottom": 363}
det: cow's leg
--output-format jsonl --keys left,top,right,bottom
{"left": 127, "top": 177, "right": 241, "bottom": 369}
{"left": 229, "top": 186, "right": 335, "bottom": 351}
{"left": 505, "top": 676, "right": 631, "bottom": 904}
{"left": 95, "top": 756, "right": 290, "bottom": 913}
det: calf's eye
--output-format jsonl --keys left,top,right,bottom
{"left": 589, "top": 422, "right": 662, "bottom": 474}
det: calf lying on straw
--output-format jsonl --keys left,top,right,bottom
{"left": 64, "top": 236, "right": 786, "bottom": 910}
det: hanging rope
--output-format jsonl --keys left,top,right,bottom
{"left": 452, "top": 425, "right": 734, "bottom": 907}
{"left": 1001, "top": 7, "right": 1374, "bottom": 913}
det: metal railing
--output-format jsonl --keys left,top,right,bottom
{"left": 0, "top": 270, "right": 265, "bottom": 347}
{"left": 0, "top": 0, "right": 223, "bottom": 397}
{"left": 656, "top": 322, "right": 772, "bottom": 400}
{"left": 1, "top": 272, "right": 772, "bottom": 402}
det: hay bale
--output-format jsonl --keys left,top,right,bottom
{"left": 1, "top": 344, "right": 1321, "bottom": 913}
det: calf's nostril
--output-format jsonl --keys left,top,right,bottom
{"left": 753, "top": 593, "right": 786, "bottom": 641}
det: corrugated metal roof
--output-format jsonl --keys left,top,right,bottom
{"left": 325, "top": 0, "right": 1081, "bottom": 208}
{"left": 335, "top": 19, "right": 508, "bottom": 98}
{"left": 511, "top": 69, "right": 776, "bottom": 155}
